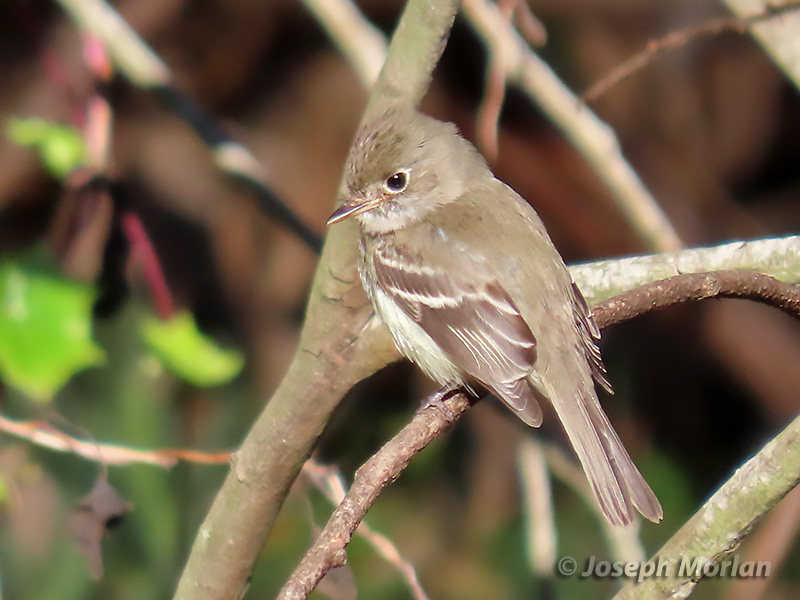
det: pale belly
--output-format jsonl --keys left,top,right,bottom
{"left": 372, "top": 286, "right": 465, "bottom": 388}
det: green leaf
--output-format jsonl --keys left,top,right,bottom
{"left": 0, "top": 262, "right": 105, "bottom": 401}
{"left": 6, "top": 117, "right": 87, "bottom": 178}
{"left": 141, "top": 311, "right": 244, "bottom": 387}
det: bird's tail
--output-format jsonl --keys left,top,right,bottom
{"left": 531, "top": 373, "right": 663, "bottom": 526}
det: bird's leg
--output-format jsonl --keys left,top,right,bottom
{"left": 416, "top": 383, "right": 467, "bottom": 423}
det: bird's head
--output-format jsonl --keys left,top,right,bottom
{"left": 327, "top": 108, "right": 487, "bottom": 234}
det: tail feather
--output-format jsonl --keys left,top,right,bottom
{"left": 530, "top": 374, "right": 662, "bottom": 526}
{"left": 584, "top": 392, "right": 663, "bottom": 523}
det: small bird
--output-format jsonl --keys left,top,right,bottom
{"left": 327, "top": 108, "right": 662, "bottom": 526}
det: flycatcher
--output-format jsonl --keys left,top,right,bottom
{"left": 327, "top": 108, "right": 662, "bottom": 526}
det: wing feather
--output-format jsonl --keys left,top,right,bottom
{"left": 373, "top": 243, "right": 543, "bottom": 427}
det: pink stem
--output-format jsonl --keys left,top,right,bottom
{"left": 121, "top": 211, "right": 175, "bottom": 319}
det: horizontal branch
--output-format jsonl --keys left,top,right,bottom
{"left": 0, "top": 414, "right": 231, "bottom": 467}
{"left": 571, "top": 235, "right": 800, "bottom": 305}
{"left": 593, "top": 270, "right": 800, "bottom": 328}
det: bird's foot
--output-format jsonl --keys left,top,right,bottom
{"left": 417, "top": 384, "right": 464, "bottom": 423}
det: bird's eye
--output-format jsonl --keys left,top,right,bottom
{"left": 385, "top": 170, "right": 409, "bottom": 193}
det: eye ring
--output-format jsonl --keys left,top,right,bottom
{"left": 384, "top": 169, "right": 410, "bottom": 193}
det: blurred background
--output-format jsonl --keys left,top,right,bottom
{"left": 0, "top": 0, "right": 799, "bottom": 598}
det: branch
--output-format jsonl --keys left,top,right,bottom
{"left": 301, "top": 0, "right": 387, "bottom": 88}
{"left": 721, "top": 0, "right": 800, "bottom": 95}
{"left": 540, "top": 442, "right": 647, "bottom": 565}
{"left": 570, "top": 235, "right": 800, "bottom": 305}
{"left": 612, "top": 413, "right": 800, "bottom": 600}
{"left": 171, "top": 1, "right": 461, "bottom": 599}
{"left": 0, "top": 414, "right": 230, "bottom": 467}
{"left": 516, "top": 437, "right": 558, "bottom": 577}
{"left": 462, "top": 0, "right": 682, "bottom": 252}
{"left": 302, "top": 460, "right": 430, "bottom": 600}
{"left": 722, "top": 485, "right": 800, "bottom": 600}
{"left": 582, "top": 5, "right": 800, "bottom": 104}
{"left": 473, "top": 0, "right": 515, "bottom": 163}
{"left": 593, "top": 270, "right": 800, "bottom": 328}
{"left": 309, "top": 0, "right": 681, "bottom": 250}
{"left": 277, "top": 392, "right": 473, "bottom": 600}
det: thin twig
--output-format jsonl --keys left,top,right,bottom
{"left": 53, "top": 34, "right": 116, "bottom": 284}
{"left": 582, "top": 4, "right": 800, "bottom": 104}
{"left": 542, "top": 443, "right": 646, "bottom": 564}
{"left": 278, "top": 392, "right": 472, "bottom": 600}
{"left": 474, "top": 0, "right": 515, "bottom": 163}
{"left": 516, "top": 437, "right": 557, "bottom": 577}
{"left": 0, "top": 414, "right": 231, "bottom": 467}
{"left": 120, "top": 211, "right": 175, "bottom": 318}
{"left": 302, "top": 460, "right": 430, "bottom": 600}
{"left": 473, "top": 56, "right": 505, "bottom": 163}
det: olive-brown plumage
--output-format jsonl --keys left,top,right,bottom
{"left": 328, "top": 108, "right": 662, "bottom": 526}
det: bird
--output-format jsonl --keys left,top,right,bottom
{"left": 327, "top": 107, "right": 662, "bottom": 526}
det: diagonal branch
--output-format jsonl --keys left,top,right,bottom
{"left": 301, "top": 0, "right": 387, "bottom": 88}
{"left": 278, "top": 392, "right": 473, "bottom": 600}
{"left": 612, "top": 413, "right": 800, "bottom": 600}
{"left": 301, "top": 460, "right": 430, "bottom": 600}
{"left": 462, "top": 0, "right": 682, "bottom": 252}
{"left": 582, "top": 4, "right": 800, "bottom": 104}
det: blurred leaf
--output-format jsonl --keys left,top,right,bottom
{"left": 0, "top": 262, "right": 105, "bottom": 401}
{"left": 67, "top": 475, "right": 132, "bottom": 580}
{"left": 6, "top": 117, "right": 87, "bottom": 178}
{"left": 141, "top": 310, "right": 244, "bottom": 386}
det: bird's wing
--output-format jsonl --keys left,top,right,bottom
{"left": 372, "top": 243, "right": 544, "bottom": 426}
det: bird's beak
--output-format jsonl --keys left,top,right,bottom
{"left": 327, "top": 195, "right": 381, "bottom": 225}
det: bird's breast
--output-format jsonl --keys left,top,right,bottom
{"left": 359, "top": 237, "right": 464, "bottom": 387}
